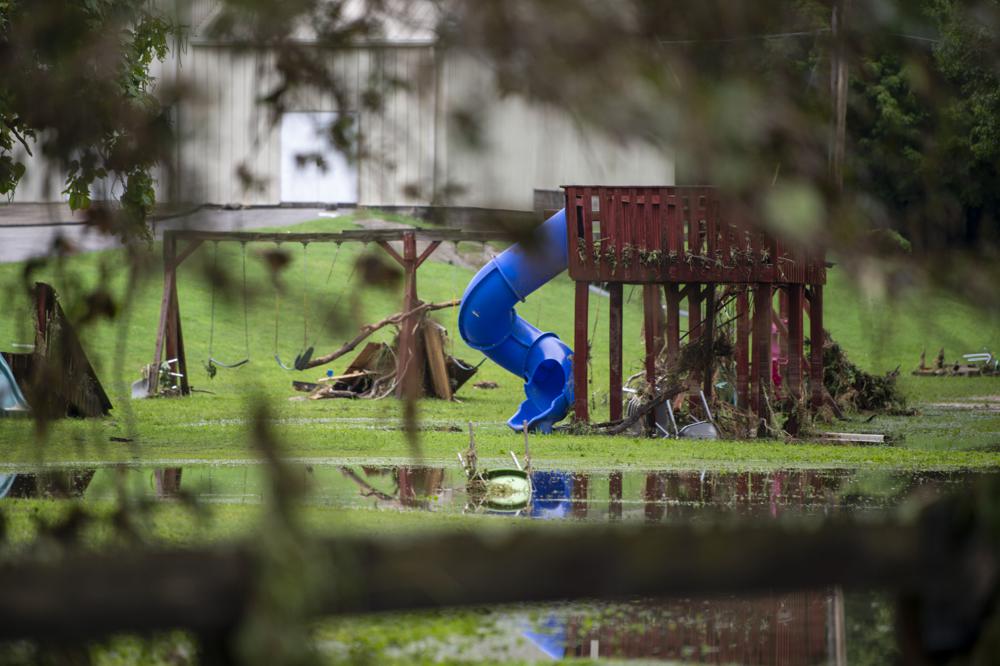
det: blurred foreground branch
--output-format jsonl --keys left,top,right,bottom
{"left": 0, "top": 494, "right": 994, "bottom": 661}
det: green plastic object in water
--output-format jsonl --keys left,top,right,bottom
{"left": 482, "top": 469, "right": 532, "bottom": 510}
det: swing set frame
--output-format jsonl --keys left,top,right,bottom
{"left": 150, "top": 226, "right": 508, "bottom": 398}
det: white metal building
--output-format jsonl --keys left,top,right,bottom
{"left": 10, "top": 1, "right": 675, "bottom": 213}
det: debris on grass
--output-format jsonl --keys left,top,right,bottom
{"left": 473, "top": 381, "right": 499, "bottom": 390}
{"left": 822, "top": 339, "right": 906, "bottom": 412}
{"left": 912, "top": 348, "right": 999, "bottom": 377}
{"left": 294, "top": 321, "right": 477, "bottom": 402}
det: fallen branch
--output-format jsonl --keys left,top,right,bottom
{"left": 303, "top": 299, "right": 460, "bottom": 370}
{"left": 593, "top": 384, "right": 683, "bottom": 435}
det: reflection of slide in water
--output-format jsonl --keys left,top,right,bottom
{"left": 530, "top": 471, "right": 574, "bottom": 519}
{"left": 458, "top": 210, "right": 573, "bottom": 433}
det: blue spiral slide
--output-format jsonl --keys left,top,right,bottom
{"left": 458, "top": 209, "right": 574, "bottom": 433}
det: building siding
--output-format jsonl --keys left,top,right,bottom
{"left": 5, "top": 34, "right": 674, "bottom": 210}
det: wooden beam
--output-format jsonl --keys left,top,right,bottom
{"left": 166, "top": 239, "right": 204, "bottom": 273}
{"left": 415, "top": 240, "right": 442, "bottom": 268}
{"left": 376, "top": 240, "right": 405, "bottom": 266}
{"left": 609, "top": 283, "right": 624, "bottom": 422}
{"left": 573, "top": 281, "right": 589, "bottom": 423}
{"left": 165, "top": 227, "right": 516, "bottom": 245}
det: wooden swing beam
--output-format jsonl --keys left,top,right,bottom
{"left": 150, "top": 227, "right": 512, "bottom": 397}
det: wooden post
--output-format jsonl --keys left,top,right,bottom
{"left": 778, "top": 287, "right": 789, "bottom": 387}
{"left": 688, "top": 283, "right": 702, "bottom": 408}
{"left": 573, "top": 281, "right": 589, "bottom": 422}
{"left": 751, "top": 284, "right": 773, "bottom": 417}
{"left": 810, "top": 285, "right": 824, "bottom": 409}
{"left": 394, "top": 232, "right": 420, "bottom": 399}
{"left": 150, "top": 233, "right": 201, "bottom": 396}
{"left": 609, "top": 283, "right": 624, "bottom": 422}
{"left": 664, "top": 283, "right": 681, "bottom": 368}
{"left": 151, "top": 233, "right": 189, "bottom": 395}
{"left": 703, "top": 283, "right": 716, "bottom": 400}
{"left": 642, "top": 284, "right": 661, "bottom": 387}
{"left": 786, "top": 285, "right": 804, "bottom": 401}
{"left": 736, "top": 289, "right": 750, "bottom": 410}
{"left": 169, "top": 279, "right": 190, "bottom": 395}
{"left": 377, "top": 235, "right": 441, "bottom": 400}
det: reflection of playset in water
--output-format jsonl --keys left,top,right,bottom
{"left": 459, "top": 186, "right": 828, "bottom": 435}
{"left": 520, "top": 590, "right": 842, "bottom": 664}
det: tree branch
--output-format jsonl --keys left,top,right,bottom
{"left": 302, "top": 299, "right": 460, "bottom": 369}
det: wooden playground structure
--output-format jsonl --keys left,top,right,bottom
{"left": 563, "top": 186, "right": 827, "bottom": 425}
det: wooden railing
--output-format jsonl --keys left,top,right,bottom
{"left": 564, "top": 186, "right": 826, "bottom": 284}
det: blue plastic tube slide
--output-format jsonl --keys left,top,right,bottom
{"left": 458, "top": 209, "right": 573, "bottom": 433}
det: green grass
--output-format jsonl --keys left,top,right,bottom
{"left": 0, "top": 213, "right": 997, "bottom": 470}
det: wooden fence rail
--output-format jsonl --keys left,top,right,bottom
{"left": 0, "top": 499, "right": 993, "bottom": 662}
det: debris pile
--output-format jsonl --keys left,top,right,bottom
{"left": 293, "top": 318, "right": 478, "bottom": 401}
{"left": 822, "top": 339, "right": 906, "bottom": 412}
{"left": 591, "top": 327, "right": 907, "bottom": 441}
{"left": 913, "top": 348, "right": 999, "bottom": 377}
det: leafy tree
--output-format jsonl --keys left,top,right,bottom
{"left": 0, "top": 0, "right": 179, "bottom": 240}
{"left": 847, "top": 0, "right": 1000, "bottom": 253}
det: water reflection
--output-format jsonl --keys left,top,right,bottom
{"left": 0, "top": 464, "right": 987, "bottom": 527}
{"left": 0, "top": 470, "right": 94, "bottom": 499}
{"left": 522, "top": 590, "right": 846, "bottom": 664}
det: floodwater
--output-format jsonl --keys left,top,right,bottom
{"left": 1, "top": 463, "right": 989, "bottom": 663}
{"left": 0, "top": 463, "right": 986, "bottom": 523}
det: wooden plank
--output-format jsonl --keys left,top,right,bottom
{"left": 423, "top": 322, "right": 452, "bottom": 400}
{"left": 817, "top": 432, "right": 885, "bottom": 444}
{"left": 573, "top": 281, "right": 590, "bottom": 422}
{"left": 317, "top": 371, "right": 371, "bottom": 384}
{"left": 344, "top": 342, "right": 383, "bottom": 374}
{"left": 609, "top": 283, "right": 624, "bottom": 422}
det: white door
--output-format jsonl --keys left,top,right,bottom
{"left": 280, "top": 112, "right": 358, "bottom": 204}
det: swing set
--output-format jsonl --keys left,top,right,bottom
{"left": 150, "top": 226, "right": 507, "bottom": 398}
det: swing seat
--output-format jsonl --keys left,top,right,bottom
{"left": 294, "top": 346, "right": 314, "bottom": 371}
{"left": 210, "top": 357, "right": 249, "bottom": 369}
